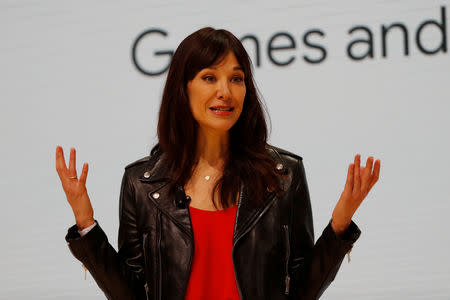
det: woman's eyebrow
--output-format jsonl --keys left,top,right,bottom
{"left": 206, "top": 66, "right": 243, "bottom": 71}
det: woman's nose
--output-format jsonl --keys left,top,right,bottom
{"left": 216, "top": 79, "right": 231, "bottom": 100}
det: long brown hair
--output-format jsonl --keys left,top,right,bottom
{"left": 156, "top": 27, "right": 283, "bottom": 209}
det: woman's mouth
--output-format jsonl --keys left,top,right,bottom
{"left": 209, "top": 106, "right": 234, "bottom": 115}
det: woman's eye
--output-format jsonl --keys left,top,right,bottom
{"left": 232, "top": 76, "right": 244, "bottom": 83}
{"left": 201, "top": 75, "right": 243, "bottom": 83}
{"left": 202, "top": 75, "right": 215, "bottom": 82}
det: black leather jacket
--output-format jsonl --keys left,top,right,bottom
{"left": 65, "top": 145, "right": 361, "bottom": 300}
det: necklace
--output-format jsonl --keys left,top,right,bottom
{"left": 194, "top": 164, "right": 222, "bottom": 182}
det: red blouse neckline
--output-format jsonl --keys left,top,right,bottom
{"left": 189, "top": 204, "right": 237, "bottom": 213}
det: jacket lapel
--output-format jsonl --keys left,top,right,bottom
{"left": 139, "top": 153, "right": 193, "bottom": 238}
{"left": 233, "top": 183, "right": 277, "bottom": 245}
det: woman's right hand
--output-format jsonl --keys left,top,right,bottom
{"left": 56, "top": 146, "right": 95, "bottom": 230}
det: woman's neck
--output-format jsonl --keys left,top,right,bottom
{"left": 195, "top": 127, "right": 229, "bottom": 168}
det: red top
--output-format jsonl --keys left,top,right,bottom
{"left": 184, "top": 204, "right": 241, "bottom": 300}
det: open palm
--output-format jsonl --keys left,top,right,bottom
{"left": 331, "top": 154, "right": 381, "bottom": 234}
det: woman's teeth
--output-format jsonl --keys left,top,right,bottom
{"left": 210, "top": 107, "right": 233, "bottom": 111}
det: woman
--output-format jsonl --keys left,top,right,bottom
{"left": 56, "top": 27, "right": 380, "bottom": 300}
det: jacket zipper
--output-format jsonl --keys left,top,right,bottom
{"left": 144, "top": 283, "right": 150, "bottom": 300}
{"left": 231, "top": 184, "right": 244, "bottom": 299}
{"left": 184, "top": 202, "right": 195, "bottom": 298}
{"left": 347, "top": 245, "right": 353, "bottom": 263}
{"left": 232, "top": 188, "right": 277, "bottom": 299}
{"left": 142, "top": 233, "right": 150, "bottom": 300}
{"left": 156, "top": 210, "right": 162, "bottom": 300}
{"left": 283, "top": 225, "right": 291, "bottom": 295}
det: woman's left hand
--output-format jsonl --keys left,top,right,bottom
{"left": 331, "top": 154, "right": 380, "bottom": 235}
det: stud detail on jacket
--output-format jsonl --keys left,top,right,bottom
{"left": 276, "top": 163, "right": 284, "bottom": 171}
{"left": 144, "top": 171, "right": 151, "bottom": 178}
{"left": 152, "top": 192, "right": 160, "bottom": 199}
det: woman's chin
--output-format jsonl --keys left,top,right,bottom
{"left": 198, "top": 122, "right": 237, "bottom": 135}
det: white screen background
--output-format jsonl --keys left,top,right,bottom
{"left": 1, "top": 0, "right": 449, "bottom": 299}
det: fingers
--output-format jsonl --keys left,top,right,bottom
{"left": 55, "top": 146, "right": 68, "bottom": 179}
{"left": 345, "top": 162, "right": 354, "bottom": 192}
{"left": 369, "top": 159, "right": 381, "bottom": 190}
{"left": 56, "top": 146, "right": 87, "bottom": 184}
{"left": 361, "top": 156, "right": 374, "bottom": 194}
{"left": 353, "top": 154, "right": 361, "bottom": 193}
{"left": 69, "top": 148, "right": 77, "bottom": 178}
{"left": 79, "top": 163, "right": 89, "bottom": 185}
{"left": 346, "top": 153, "right": 380, "bottom": 199}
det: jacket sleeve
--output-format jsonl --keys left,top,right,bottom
{"left": 65, "top": 169, "right": 147, "bottom": 300}
{"left": 289, "top": 158, "right": 361, "bottom": 300}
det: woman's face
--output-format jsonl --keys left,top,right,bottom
{"left": 187, "top": 51, "right": 246, "bottom": 134}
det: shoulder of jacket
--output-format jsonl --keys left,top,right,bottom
{"left": 124, "top": 144, "right": 162, "bottom": 170}
{"left": 124, "top": 156, "right": 151, "bottom": 170}
{"left": 266, "top": 144, "right": 303, "bottom": 162}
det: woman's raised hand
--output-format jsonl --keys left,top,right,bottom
{"left": 331, "top": 154, "right": 380, "bottom": 235}
{"left": 56, "top": 146, "right": 95, "bottom": 230}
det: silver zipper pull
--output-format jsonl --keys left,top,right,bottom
{"left": 284, "top": 275, "right": 290, "bottom": 295}
{"left": 144, "top": 283, "right": 150, "bottom": 300}
{"left": 82, "top": 264, "right": 87, "bottom": 280}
